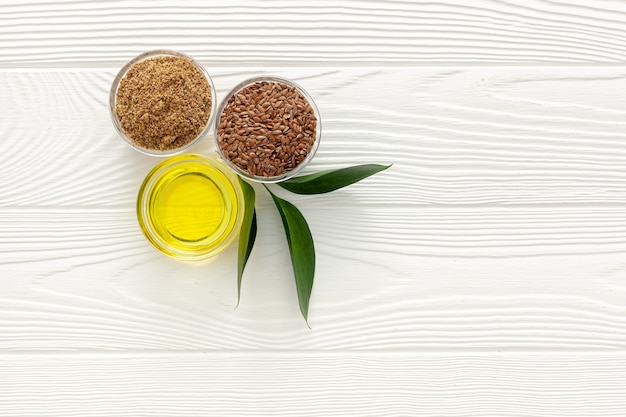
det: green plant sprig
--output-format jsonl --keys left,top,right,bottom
{"left": 236, "top": 177, "right": 257, "bottom": 308}
{"left": 236, "top": 164, "right": 391, "bottom": 324}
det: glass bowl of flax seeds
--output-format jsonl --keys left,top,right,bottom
{"left": 215, "top": 76, "right": 321, "bottom": 183}
{"left": 110, "top": 50, "right": 216, "bottom": 156}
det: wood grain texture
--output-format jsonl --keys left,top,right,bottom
{"left": 1, "top": 353, "right": 625, "bottom": 417}
{"left": 1, "top": 67, "right": 626, "bottom": 351}
{"left": 3, "top": 2, "right": 626, "bottom": 413}
{"left": 1, "top": 0, "right": 626, "bottom": 66}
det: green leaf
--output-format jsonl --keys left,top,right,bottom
{"left": 278, "top": 164, "right": 391, "bottom": 194}
{"left": 236, "top": 177, "right": 257, "bottom": 308}
{"left": 264, "top": 186, "right": 315, "bottom": 325}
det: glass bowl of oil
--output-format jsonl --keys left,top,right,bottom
{"left": 137, "top": 154, "right": 244, "bottom": 261}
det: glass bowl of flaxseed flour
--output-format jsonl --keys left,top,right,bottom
{"left": 110, "top": 50, "right": 216, "bottom": 156}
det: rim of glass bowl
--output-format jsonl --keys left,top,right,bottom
{"left": 214, "top": 76, "right": 322, "bottom": 183}
{"left": 110, "top": 50, "right": 217, "bottom": 157}
{"left": 136, "top": 154, "right": 244, "bottom": 261}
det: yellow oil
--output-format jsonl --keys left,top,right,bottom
{"left": 138, "top": 154, "right": 243, "bottom": 260}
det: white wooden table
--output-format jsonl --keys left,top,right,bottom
{"left": 2, "top": 1, "right": 626, "bottom": 415}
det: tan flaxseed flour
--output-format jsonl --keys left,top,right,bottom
{"left": 115, "top": 56, "right": 212, "bottom": 151}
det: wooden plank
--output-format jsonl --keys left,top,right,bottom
{"left": 1, "top": 353, "right": 625, "bottom": 416}
{"left": 1, "top": 1, "right": 626, "bottom": 66}
{"left": 2, "top": 67, "right": 626, "bottom": 208}
{"left": 1, "top": 67, "right": 625, "bottom": 349}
